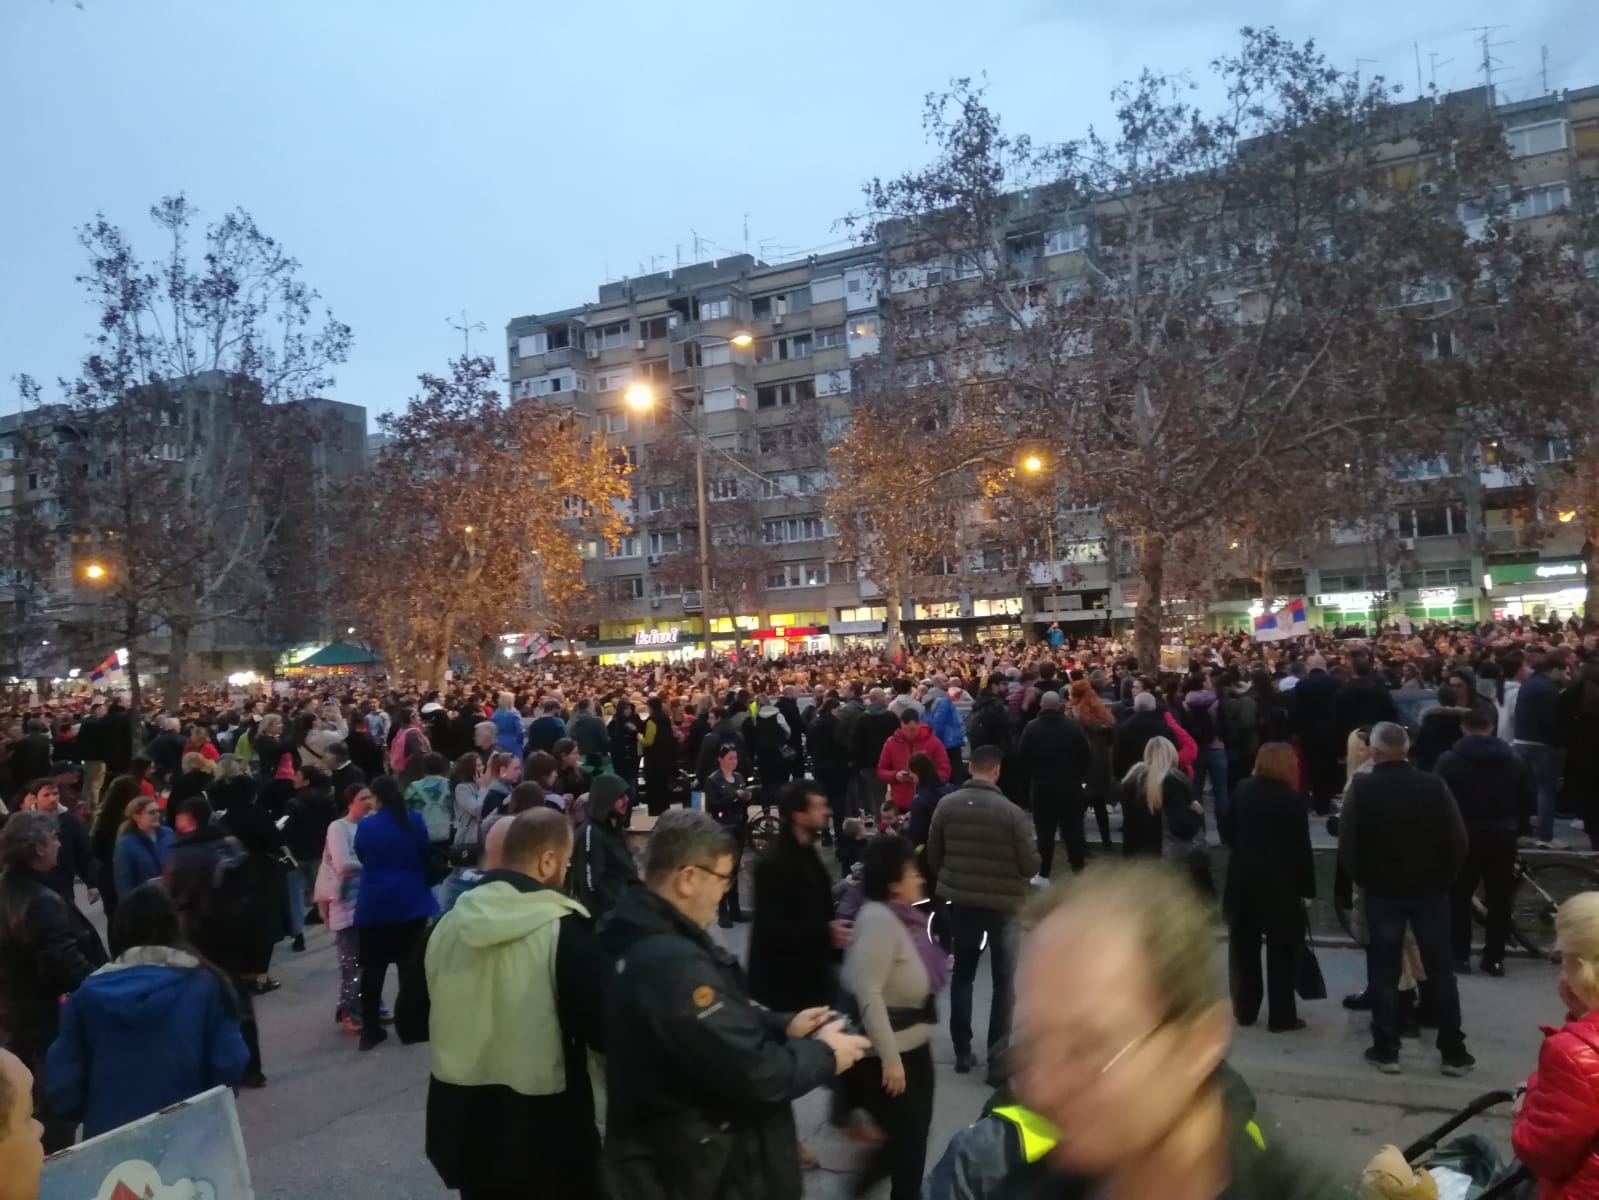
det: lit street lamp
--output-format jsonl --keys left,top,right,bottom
{"left": 624, "top": 330, "right": 752, "bottom": 669}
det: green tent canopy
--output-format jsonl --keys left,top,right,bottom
{"left": 296, "top": 641, "right": 380, "bottom": 668}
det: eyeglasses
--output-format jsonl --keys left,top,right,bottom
{"left": 1011, "top": 1023, "right": 1162, "bottom": 1081}
{"left": 687, "top": 863, "right": 734, "bottom": 889}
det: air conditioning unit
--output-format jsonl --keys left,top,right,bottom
{"left": 586, "top": 348, "right": 600, "bottom": 360}
{"left": 772, "top": 314, "right": 784, "bottom": 327}
{"left": 1399, "top": 537, "right": 1417, "bottom": 551}
{"left": 650, "top": 597, "right": 661, "bottom": 609}
{"left": 634, "top": 339, "right": 646, "bottom": 351}
{"left": 683, "top": 590, "right": 704, "bottom": 611}
{"left": 647, "top": 554, "right": 663, "bottom": 567}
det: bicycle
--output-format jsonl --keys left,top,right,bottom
{"left": 1333, "top": 851, "right": 1599, "bottom": 959}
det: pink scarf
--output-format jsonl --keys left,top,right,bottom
{"left": 888, "top": 900, "right": 948, "bottom": 993}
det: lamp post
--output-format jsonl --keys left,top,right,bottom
{"left": 1020, "top": 453, "right": 1058, "bottom": 619}
{"left": 625, "top": 330, "right": 752, "bottom": 672}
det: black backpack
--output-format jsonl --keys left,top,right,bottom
{"left": 1182, "top": 698, "right": 1222, "bottom": 747}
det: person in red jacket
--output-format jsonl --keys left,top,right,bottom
{"left": 877, "top": 710, "right": 950, "bottom": 812}
{"left": 1513, "top": 890, "right": 1599, "bottom": 1200}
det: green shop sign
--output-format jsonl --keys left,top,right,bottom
{"left": 1490, "top": 561, "right": 1585, "bottom": 585}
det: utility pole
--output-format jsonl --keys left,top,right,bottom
{"left": 446, "top": 310, "right": 486, "bottom": 357}
{"left": 1414, "top": 43, "right": 1425, "bottom": 95}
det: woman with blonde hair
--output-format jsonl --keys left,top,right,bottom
{"left": 1222, "top": 742, "right": 1315, "bottom": 1032}
{"left": 111, "top": 796, "right": 173, "bottom": 900}
{"left": 1513, "top": 891, "right": 1599, "bottom": 1197}
{"left": 1118, "top": 737, "right": 1201, "bottom": 861}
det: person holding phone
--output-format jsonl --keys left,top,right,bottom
{"left": 702, "top": 744, "right": 750, "bottom": 928}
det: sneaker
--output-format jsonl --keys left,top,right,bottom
{"left": 954, "top": 1052, "right": 975, "bottom": 1074}
{"left": 240, "top": 1071, "right": 268, "bottom": 1089}
{"left": 1365, "top": 1047, "right": 1402, "bottom": 1074}
{"left": 304, "top": 907, "right": 324, "bottom": 926}
{"left": 339, "top": 1014, "right": 363, "bottom": 1036}
{"left": 1267, "top": 1019, "right": 1308, "bottom": 1033}
{"left": 290, "top": 934, "right": 306, "bottom": 953}
{"left": 358, "top": 1026, "right": 389, "bottom": 1052}
{"left": 1574, "top": 819, "right": 1587, "bottom": 833}
{"left": 1029, "top": 875, "right": 1050, "bottom": 888}
{"left": 378, "top": 1007, "right": 394, "bottom": 1025}
{"left": 1342, "top": 990, "right": 1372, "bottom": 1011}
{"left": 1441, "top": 1048, "right": 1476, "bottom": 1077}
{"left": 1481, "top": 960, "right": 1505, "bottom": 978}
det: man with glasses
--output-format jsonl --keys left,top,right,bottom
{"left": 601, "top": 808, "right": 870, "bottom": 1200}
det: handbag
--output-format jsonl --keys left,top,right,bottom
{"left": 1295, "top": 915, "right": 1328, "bottom": 1001}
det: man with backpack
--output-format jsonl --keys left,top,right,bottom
{"left": 164, "top": 798, "right": 266, "bottom": 1088}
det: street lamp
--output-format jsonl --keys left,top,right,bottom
{"left": 84, "top": 562, "right": 106, "bottom": 580}
{"left": 624, "top": 330, "right": 752, "bottom": 670}
{"left": 1019, "top": 451, "right": 1058, "bottom": 619}
{"left": 1559, "top": 511, "right": 1577, "bottom": 524}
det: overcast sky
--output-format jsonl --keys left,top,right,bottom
{"left": 2, "top": 0, "right": 1589, "bottom": 419}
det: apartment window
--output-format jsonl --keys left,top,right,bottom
{"left": 611, "top": 576, "right": 644, "bottom": 600}
{"left": 639, "top": 316, "right": 672, "bottom": 341}
{"left": 1515, "top": 183, "right": 1570, "bottom": 219}
{"left": 587, "top": 321, "right": 631, "bottom": 351}
{"left": 644, "top": 487, "right": 676, "bottom": 513}
{"left": 605, "top": 536, "right": 641, "bottom": 560}
{"left": 839, "top": 604, "right": 886, "bottom": 623}
{"left": 1398, "top": 277, "right": 1452, "bottom": 306}
{"left": 751, "top": 288, "right": 809, "bottom": 319}
{"left": 762, "top": 516, "right": 832, "bottom": 544}
{"left": 950, "top": 254, "right": 982, "bottom": 280}
{"left": 973, "top": 597, "right": 1022, "bottom": 617}
{"left": 699, "top": 297, "right": 732, "bottom": 321}
{"left": 563, "top": 495, "right": 594, "bottom": 519}
{"left": 707, "top": 478, "right": 739, "bottom": 502}
{"left": 1481, "top": 439, "right": 1502, "bottom": 467}
{"left": 847, "top": 276, "right": 863, "bottom": 293}
{"left": 756, "top": 379, "right": 816, "bottom": 409}
{"left": 1320, "top": 571, "right": 1386, "bottom": 592}
{"left": 652, "top": 580, "right": 683, "bottom": 599}
{"left": 1393, "top": 452, "right": 1455, "bottom": 480}
{"left": 1420, "top": 330, "right": 1459, "bottom": 360}
{"left": 814, "top": 324, "right": 846, "bottom": 350}
{"left": 603, "top": 411, "right": 628, "bottom": 434}
{"left": 547, "top": 326, "right": 572, "bottom": 350}
{"left": 1045, "top": 224, "right": 1090, "bottom": 255}
{"left": 767, "top": 561, "right": 828, "bottom": 589}
{"left": 1535, "top": 436, "right": 1573, "bottom": 463}
{"left": 1398, "top": 504, "right": 1467, "bottom": 539}
{"left": 640, "top": 358, "right": 670, "bottom": 382}
{"left": 27, "top": 472, "right": 39, "bottom": 491}
{"left": 648, "top": 531, "right": 680, "bottom": 556}
{"left": 1412, "top": 565, "right": 1473, "bottom": 587}
{"left": 0, "top": 440, "right": 15, "bottom": 461}
{"left": 755, "top": 333, "right": 812, "bottom": 363}
{"left": 1506, "top": 120, "right": 1567, "bottom": 159}
{"left": 848, "top": 316, "right": 879, "bottom": 341}
{"left": 760, "top": 470, "right": 821, "bottom": 498}
{"left": 975, "top": 546, "right": 1015, "bottom": 572}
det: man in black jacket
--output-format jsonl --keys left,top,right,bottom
{"left": 0, "top": 811, "right": 108, "bottom": 1150}
{"left": 1291, "top": 656, "right": 1342, "bottom": 814}
{"left": 600, "top": 808, "right": 869, "bottom": 1200}
{"left": 1338, "top": 722, "right": 1472, "bottom": 1075}
{"left": 850, "top": 689, "right": 899, "bottom": 817}
{"left": 747, "top": 781, "right": 842, "bottom": 1015}
{"left": 75, "top": 702, "right": 109, "bottom": 814}
{"left": 1436, "top": 710, "right": 1532, "bottom": 976}
{"left": 694, "top": 708, "right": 749, "bottom": 784}
{"left": 3, "top": 723, "right": 52, "bottom": 807}
{"left": 17, "top": 780, "right": 97, "bottom": 910}
{"left": 1017, "top": 693, "right": 1093, "bottom": 878}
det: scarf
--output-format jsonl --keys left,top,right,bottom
{"left": 888, "top": 900, "right": 948, "bottom": 993}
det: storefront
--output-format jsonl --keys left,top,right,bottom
{"left": 830, "top": 618, "right": 885, "bottom": 646}
{"left": 1485, "top": 561, "right": 1588, "bottom": 621}
{"left": 747, "top": 625, "right": 829, "bottom": 659}
{"left": 587, "top": 626, "right": 705, "bottom": 665}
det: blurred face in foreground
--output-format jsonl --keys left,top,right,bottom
{"left": 0, "top": 1048, "right": 43, "bottom": 1200}
{"left": 1011, "top": 906, "right": 1227, "bottom": 1175}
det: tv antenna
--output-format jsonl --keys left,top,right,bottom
{"left": 447, "top": 310, "right": 487, "bottom": 357}
{"left": 1472, "top": 25, "right": 1512, "bottom": 105}
{"left": 1429, "top": 51, "right": 1454, "bottom": 91}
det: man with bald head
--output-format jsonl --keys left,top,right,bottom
{"left": 852, "top": 687, "right": 899, "bottom": 816}
{"left": 420, "top": 808, "right": 605, "bottom": 1198}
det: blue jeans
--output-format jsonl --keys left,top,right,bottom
{"left": 285, "top": 859, "right": 317, "bottom": 938}
{"left": 1515, "top": 743, "right": 1564, "bottom": 842}
{"left": 1195, "top": 747, "right": 1230, "bottom": 836}
{"left": 948, "top": 905, "right": 1019, "bottom": 1060}
{"left": 1365, "top": 892, "right": 1463, "bottom": 1056}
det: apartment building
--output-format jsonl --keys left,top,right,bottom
{"left": 511, "top": 83, "right": 1599, "bottom": 653}
{"left": 0, "top": 375, "right": 366, "bottom": 682}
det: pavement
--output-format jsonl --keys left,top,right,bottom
{"left": 227, "top": 903, "right": 1558, "bottom": 1199}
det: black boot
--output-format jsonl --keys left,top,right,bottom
{"left": 1342, "top": 989, "right": 1372, "bottom": 1011}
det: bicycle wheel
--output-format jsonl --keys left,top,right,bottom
{"left": 1514, "top": 861, "right": 1599, "bottom": 960}
{"left": 745, "top": 812, "right": 781, "bottom": 856}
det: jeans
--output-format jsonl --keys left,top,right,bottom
{"left": 846, "top": 1042, "right": 935, "bottom": 1200}
{"left": 815, "top": 762, "right": 852, "bottom": 838}
{"left": 284, "top": 858, "right": 317, "bottom": 938}
{"left": 1195, "top": 747, "right": 1230, "bottom": 836}
{"left": 1515, "top": 743, "right": 1564, "bottom": 842}
{"left": 1450, "top": 829, "right": 1517, "bottom": 966}
{"left": 948, "top": 905, "right": 1019, "bottom": 1060}
{"left": 1366, "top": 892, "right": 1464, "bottom": 1056}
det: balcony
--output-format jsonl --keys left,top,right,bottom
{"left": 542, "top": 346, "right": 576, "bottom": 369}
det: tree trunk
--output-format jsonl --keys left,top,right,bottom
{"left": 885, "top": 579, "right": 904, "bottom": 661}
{"left": 124, "top": 600, "right": 142, "bottom": 711}
{"left": 164, "top": 622, "right": 190, "bottom": 712}
{"left": 1133, "top": 534, "right": 1165, "bottom": 671}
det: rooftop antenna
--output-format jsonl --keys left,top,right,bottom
{"left": 691, "top": 229, "right": 703, "bottom": 260}
{"left": 1355, "top": 57, "right": 1378, "bottom": 87}
{"left": 1472, "top": 25, "right": 1511, "bottom": 106}
{"left": 446, "top": 309, "right": 486, "bottom": 357}
{"left": 675, "top": 243, "right": 682, "bottom": 268}
{"left": 1429, "top": 51, "right": 1454, "bottom": 91}
{"left": 1413, "top": 43, "right": 1425, "bottom": 94}
{"left": 1540, "top": 45, "right": 1550, "bottom": 94}
{"left": 743, "top": 212, "right": 750, "bottom": 255}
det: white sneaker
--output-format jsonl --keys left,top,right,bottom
{"left": 1573, "top": 820, "right": 1586, "bottom": 833}
{"left": 1030, "top": 875, "right": 1050, "bottom": 888}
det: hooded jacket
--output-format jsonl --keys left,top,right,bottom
{"left": 1513, "top": 1008, "right": 1599, "bottom": 1200}
{"left": 1436, "top": 734, "right": 1535, "bottom": 833}
{"left": 877, "top": 724, "right": 951, "bottom": 811}
{"left": 1412, "top": 704, "right": 1469, "bottom": 772}
{"left": 44, "top": 946, "right": 247, "bottom": 1137}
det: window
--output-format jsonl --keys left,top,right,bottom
{"left": 27, "top": 472, "right": 39, "bottom": 491}
{"left": 1514, "top": 183, "right": 1570, "bottom": 219}
{"left": 756, "top": 379, "right": 816, "bottom": 409}
{"left": 848, "top": 316, "right": 879, "bottom": 341}
{"left": 707, "top": 478, "right": 739, "bottom": 502}
{"left": 762, "top": 516, "right": 832, "bottom": 544}
{"left": 839, "top": 605, "right": 886, "bottom": 623}
{"left": 766, "top": 562, "right": 828, "bottom": 589}
{"left": 950, "top": 254, "right": 982, "bottom": 280}
{"left": 699, "top": 297, "right": 732, "bottom": 321}
{"left": 1535, "top": 436, "right": 1573, "bottom": 463}
{"left": 652, "top": 580, "right": 683, "bottom": 599}
{"left": 644, "top": 486, "right": 677, "bottom": 513}
{"left": 563, "top": 495, "right": 594, "bottom": 519}
{"left": 596, "top": 371, "right": 628, "bottom": 393}
{"left": 1411, "top": 565, "right": 1473, "bottom": 587}
{"left": 603, "top": 411, "right": 628, "bottom": 434}
{"left": 611, "top": 576, "right": 644, "bottom": 600}
{"left": 973, "top": 597, "right": 1022, "bottom": 617}
{"left": 1420, "top": 330, "right": 1459, "bottom": 360}
{"left": 1480, "top": 439, "right": 1501, "bottom": 467}
{"left": 847, "top": 276, "right": 863, "bottom": 293}
{"left": 1393, "top": 453, "right": 1455, "bottom": 480}
{"left": 814, "top": 324, "right": 845, "bottom": 350}
{"left": 1398, "top": 505, "right": 1467, "bottom": 539}
{"left": 587, "top": 321, "right": 631, "bottom": 351}
{"left": 755, "top": 333, "right": 812, "bottom": 363}
{"left": 615, "top": 445, "right": 638, "bottom": 469}
{"left": 1320, "top": 571, "right": 1386, "bottom": 592}
{"left": 647, "top": 531, "right": 680, "bottom": 556}
{"left": 640, "top": 358, "right": 670, "bottom": 382}
{"left": 751, "top": 288, "right": 810, "bottom": 319}
{"left": 604, "top": 537, "right": 641, "bottom": 560}
{"left": 1045, "top": 224, "right": 1090, "bottom": 255}
{"left": 1505, "top": 120, "right": 1567, "bottom": 159}
{"left": 1398, "top": 277, "right": 1452, "bottom": 306}
{"left": 760, "top": 471, "right": 822, "bottom": 498}
{"left": 639, "top": 316, "right": 672, "bottom": 341}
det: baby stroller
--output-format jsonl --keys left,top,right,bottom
{"left": 1363, "top": 1089, "right": 1530, "bottom": 1200}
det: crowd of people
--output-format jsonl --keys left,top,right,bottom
{"left": 1, "top": 613, "right": 1598, "bottom": 1198}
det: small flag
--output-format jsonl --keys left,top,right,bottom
{"left": 1253, "top": 597, "right": 1309, "bottom": 643}
{"left": 88, "top": 653, "right": 121, "bottom": 682}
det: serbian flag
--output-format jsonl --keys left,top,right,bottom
{"left": 88, "top": 653, "right": 121, "bottom": 682}
{"left": 1253, "top": 597, "right": 1309, "bottom": 643}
